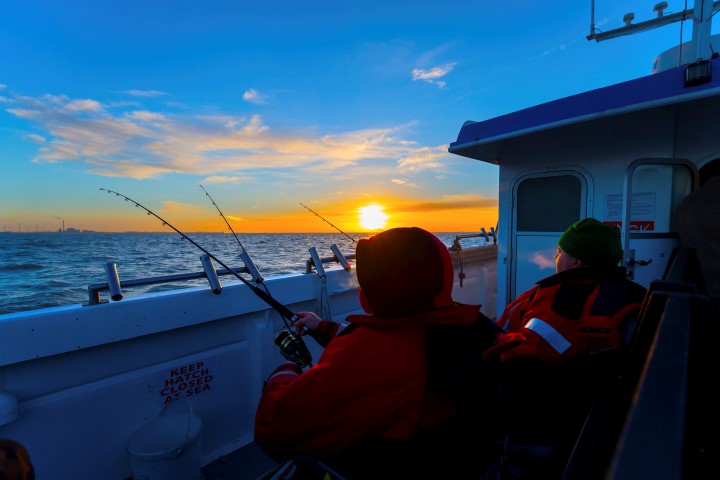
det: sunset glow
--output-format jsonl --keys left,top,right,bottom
{"left": 358, "top": 205, "right": 389, "bottom": 231}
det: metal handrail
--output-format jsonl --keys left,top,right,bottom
{"left": 86, "top": 265, "right": 252, "bottom": 306}
{"left": 451, "top": 227, "right": 498, "bottom": 251}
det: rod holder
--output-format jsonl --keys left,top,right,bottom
{"left": 480, "top": 228, "right": 490, "bottom": 243}
{"left": 200, "top": 254, "right": 222, "bottom": 295}
{"left": 308, "top": 247, "right": 326, "bottom": 278}
{"left": 330, "top": 244, "right": 352, "bottom": 271}
{"left": 104, "top": 262, "right": 123, "bottom": 301}
{"left": 240, "top": 251, "right": 264, "bottom": 284}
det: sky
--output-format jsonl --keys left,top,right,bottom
{"left": 0, "top": 0, "right": 698, "bottom": 233}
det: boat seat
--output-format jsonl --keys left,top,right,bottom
{"left": 676, "top": 176, "right": 720, "bottom": 298}
{"left": 561, "top": 247, "right": 720, "bottom": 479}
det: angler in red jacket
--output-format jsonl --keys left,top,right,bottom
{"left": 254, "top": 227, "right": 498, "bottom": 478}
{"left": 483, "top": 218, "right": 647, "bottom": 479}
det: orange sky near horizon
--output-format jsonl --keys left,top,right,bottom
{"left": 9, "top": 197, "right": 498, "bottom": 234}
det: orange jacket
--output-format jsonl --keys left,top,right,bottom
{"left": 485, "top": 267, "right": 646, "bottom": 365}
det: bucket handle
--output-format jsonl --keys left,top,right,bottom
{"left": 159, "top": 397, "right": 194, "bottom": 456}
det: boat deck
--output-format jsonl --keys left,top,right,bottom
{"left": 202, "top": 442, "right": 278, "bottom": 480}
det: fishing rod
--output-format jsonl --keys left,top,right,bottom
{"left": 100, "top": 187, "right": 315, "bottom": 367}
{"left": 299, "top": 203, "right": 358, "bottom": 244}
{"left": 198, "top": 185, "right": 268, "bottom": 292}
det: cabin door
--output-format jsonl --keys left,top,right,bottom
{"left": 619, "top": 158, "right": 699, "bottom": 286}
{"left": 509, "top": 170, "right": 590, "bottom": 302}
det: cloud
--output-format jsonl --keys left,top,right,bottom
{"left": 5, "top": 91, "right": 448, "bottom": 180}
{"left": 397, "top": 145, "right": 447, "bottom": 171}
{"left": 0, "top": 84, "right": 6, "bottom": 90}
{"left": 391, "top": 178, "right": 418, "bottom": 187}
{"left": 411, "top": 63, "right": 456, "bottom": 87}
{"left": 65, "top": 99, "right": 103, "bottom": 112}
{"left": 25, "top": 133, "right": 46, "bottom": 144}
{"left": 201, "top": 175, "right": 251, "bottom": 184}
{"left": 389, "top": 194, "right": 497, "bottom": 213}
{"left": 243, "top": 89, "right": 270, "bottom": 105}
{"left": 122, "top": 90, "right": 169, "bottom": 97}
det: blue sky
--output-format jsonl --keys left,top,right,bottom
{"left": 0, "top": 0, "right": 696, "bottom": 233}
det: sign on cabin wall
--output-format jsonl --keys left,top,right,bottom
{"left": 159, "top": 360, "right": 215, "bottom": 405}
{"left": 603, "top": 192, "right": 657, "bottom": 231}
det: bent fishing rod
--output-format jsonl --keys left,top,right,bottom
{"left": 299, "top": 203, "right": 358, "bottom": 244}
{"left": 100, "top": 188, "right": 317, "bottom": 366}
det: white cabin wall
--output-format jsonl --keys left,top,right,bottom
{"left": 494, "top": 106, "right": 682, "bottom": 313}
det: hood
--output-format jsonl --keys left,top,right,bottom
{"left": 356, "top": 227, "right": 454, "bottom": 318}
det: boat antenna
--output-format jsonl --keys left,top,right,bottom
{"left": 299, "top": 203, "right": 358, "bottom": 243}
{"left": 100, "top": 187, "right": 316, "bottom": 367}
{"left": 198, "top": 185, "right": 269, "bottom": 293}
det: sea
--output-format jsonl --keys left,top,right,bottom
{"left": 0, "top": 231, "right": 487, "bottom": 316}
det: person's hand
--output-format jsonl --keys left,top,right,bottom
{"left": 292, "top": 311, "right": 322, "bottom": 335}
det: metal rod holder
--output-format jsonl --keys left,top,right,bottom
{"left": 308, "top": 247, "right": 326, "bottom": 278}
{"left": 200, "top": 254, "right": 222, "bottom": 294}
{"left": 330, "top": 244, "right": 352, "bottom": 271}
{"left": 104, "top": 262, "right": 123, "bottom": 301}
{"left": 240, "top": 251, "right": 264, "bottom": 284}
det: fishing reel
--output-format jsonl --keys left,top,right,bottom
{"left": 274, "top": 330, "right": 312, "bottom": 368}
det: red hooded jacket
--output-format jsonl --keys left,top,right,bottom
{"left": 254, "top": 228, "right": 481, "bottom": 463}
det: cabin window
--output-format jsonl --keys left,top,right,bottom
{"left": 629, "top": 164, "right": 693, "bottom": 233}
{"left": 516, "top": 175, "right": 581, "bottom": 232}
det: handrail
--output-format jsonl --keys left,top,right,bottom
{"left": 86, "top": 265, "right": 252, "bottom": 306}
{"left": 451, "top": 227, "right": 497, "bottom": 251}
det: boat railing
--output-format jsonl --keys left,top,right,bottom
{"left": 87, "top": 252, "right": 359, "bottom": 306}
{"left": 86, "top": 264, "right": 256, "bottom": 306}
{"left": 450, "top": 227, "right": 497, "bottom": 251}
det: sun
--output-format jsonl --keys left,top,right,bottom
{"left": 358, "top": 205, "right": 389, "bottom": 231}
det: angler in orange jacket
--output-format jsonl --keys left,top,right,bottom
{"left": 254, "top": 227, "right": 499, "bottom": 478}
{"left": 486, "top": 218, "right": 646, "bottom": 365}
{"left": 484, "top": 218, "right": 647, "bottom": 479}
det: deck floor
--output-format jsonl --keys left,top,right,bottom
{"left": 202, "top": 442, "right": 278, "bottom": 480}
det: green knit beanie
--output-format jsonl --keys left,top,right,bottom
{"left": 558, "top": 218, "right": 623, "bottom": 267}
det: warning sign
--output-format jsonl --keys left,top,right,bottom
{"left": 604, "top": 192, "right": 656, "bottom": 231}
{"left": 160, "top": 361, "right": 214, "bottom": 405}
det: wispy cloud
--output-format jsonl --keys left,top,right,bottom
{"left": 122, "top": 89, "right": 169, "bottom": 97}
{"left": 397, "top": 145, "right": 447, "bottom": 171}
{"left": 4, "top": 91, "right": 451, "bottom": 180}
{"left": 541, "top": 39, "right": 576, "bottom": 57}
{"left": 243, "top": 88, "right": 270, "bottom": 105}
{"left": 411, "top": 63, "right": 456, "bottom": 88}
{"left": 389, "top": 194, "right": 497, "bottom": 213}
{"left": 25, "top": 133, "right": 46, "bottom": 144}
{"left": 201, "top": 175, "right": 251, "bottom": 184}
{"left": 391, "top": 178, "right": 418, "bottom": 187}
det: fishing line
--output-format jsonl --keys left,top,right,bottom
{"left": 101, "top": 187, "right": 316, "bottom": 367}
{"left": 198, "top": 185, "right": 271, "bottom": 296}
{"left": 78, "top": 188, "right": 102, "bottom": 232}
{"left": 299, "top": 203, "right": 358, "bottom": 244}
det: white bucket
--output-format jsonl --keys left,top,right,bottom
{"left": 127, "top": 399, "right": 203, "bottom": 480}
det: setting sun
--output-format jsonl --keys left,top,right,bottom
{"left": 358, "top": 205, "right": 389, "bottom": 231}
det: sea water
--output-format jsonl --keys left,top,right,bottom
{"left": 0, "top": 232, "right": 487, "bottom": 315}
